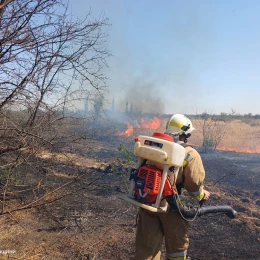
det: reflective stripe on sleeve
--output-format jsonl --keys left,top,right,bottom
{"left": 166, "top": 250, "right": 187, "bottom": 259}
{"left": 188, "top": 186, "right": 205, "bottom": 201}
{"left": 183, "top": 153, "right": 192, "bottom": 167}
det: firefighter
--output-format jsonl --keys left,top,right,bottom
{"left": 134, "top": 114, "right": 210, "bottom": 260}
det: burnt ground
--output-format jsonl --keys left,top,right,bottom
{"left": 0, "top": 137, "right": 259, "bottom": 260}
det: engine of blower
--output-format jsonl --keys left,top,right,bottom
{"left": 133, "top": 165, "right": 174, "bottom": 204}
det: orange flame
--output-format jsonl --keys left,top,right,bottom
{"left": 216, "top": 146, "right": 260, "bottom": 154}
{"left": 117, "top": 123, "right": 133, "bottom": 137}
{"left": 117, "top": 117, "right": 161, "bottom": 137}
{"left": 137, "top": 117, "right": 161, "bottom": 129}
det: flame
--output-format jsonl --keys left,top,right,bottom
{"left": 117, "top": 117, "right": 161, "bottom": 136}
{"left": 216, "top": 146, "right": 260, "bottom": 154}
{"left": 117, "top": 123, "right": 133, "bottom": 137}
{"left": 137, "top": 117, "right": 161, "bottom": 129}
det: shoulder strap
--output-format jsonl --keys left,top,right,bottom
{"left": 177, "top": 143, "right": 193, "bottom": 194}
{"left": 180, "top": 142, "right": 193, "bottom": 148}
{"left": 180, "top": 143, "right": 193, "bottom": 167}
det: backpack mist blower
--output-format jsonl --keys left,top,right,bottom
{"left": 124, "top": 132, "right": 237, "bottom": 220}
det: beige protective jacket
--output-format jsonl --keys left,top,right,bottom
{"left": 176, "top": 143, "right": 206, "bottom": 200}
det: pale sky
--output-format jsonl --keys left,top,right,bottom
{"left": 71, "top": 0, "right": 260, "bottom": 115}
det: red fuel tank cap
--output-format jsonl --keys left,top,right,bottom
{"left": 152, "top": 132, "right": 174, "bottom": 142}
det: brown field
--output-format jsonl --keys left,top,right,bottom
{"left": 0, "top": 118, "right": 259, "bottom": 260}
{"left": 190, "top": 118, "right": 260, "bottom": 152}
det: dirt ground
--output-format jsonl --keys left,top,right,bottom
{"left": 0, "top": 129, "right": 260, "bottom": 259}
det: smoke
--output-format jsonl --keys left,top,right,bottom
{"left": 107, "top": 1, "right": 216, "bottom": 115}
{"left": 79, "top": 0, "right": 217, "bottom": 115}
{"left": 118, "top": 82, "right": 165, "bottom": 114}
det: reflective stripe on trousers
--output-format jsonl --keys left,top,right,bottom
{"left": 166, "top": 250, "right": 187, "bottom": 260}
{"left": 166, "top": 257, "right": 186, "bottom": 260}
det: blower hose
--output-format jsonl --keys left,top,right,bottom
{"left": 166, "top": 194, "right": 237, "bottom": 222}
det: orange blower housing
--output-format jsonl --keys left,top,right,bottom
{"left": 134, "top": 165, "right": 174, "bottom": 204}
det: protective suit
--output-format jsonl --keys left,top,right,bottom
{"left": 134, "top": 142, "right": 206, "bottom": 260}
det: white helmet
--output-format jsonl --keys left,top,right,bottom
{"left": 165, "top": 114, "right": 195, "bottom": 137}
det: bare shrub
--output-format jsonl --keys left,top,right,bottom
{"left": 0, "top": 0, "right": 110, "bottom": 213}
{"left": 197, "top": 112, "right": 228, "bottom": 152}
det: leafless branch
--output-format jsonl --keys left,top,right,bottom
{"left": 0, "top": 0, "right": 110, "bottom": 212}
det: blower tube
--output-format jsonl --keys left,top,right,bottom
{"left": 166, "top": 195, "right": 237, "bottom": 220}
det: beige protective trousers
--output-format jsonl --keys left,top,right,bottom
{"left": 135, "top": 208, "right": 190, "bottom": 260}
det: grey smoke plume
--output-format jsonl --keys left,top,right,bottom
{"left": 120, "top": 83, "right": 165, "bottom": 114}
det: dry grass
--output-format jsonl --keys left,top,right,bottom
{"left": 188, "top": 119, "right": 260, "bottom": 152}
{"left": 0, "top": 118, "right": 259, "bottom": 259}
